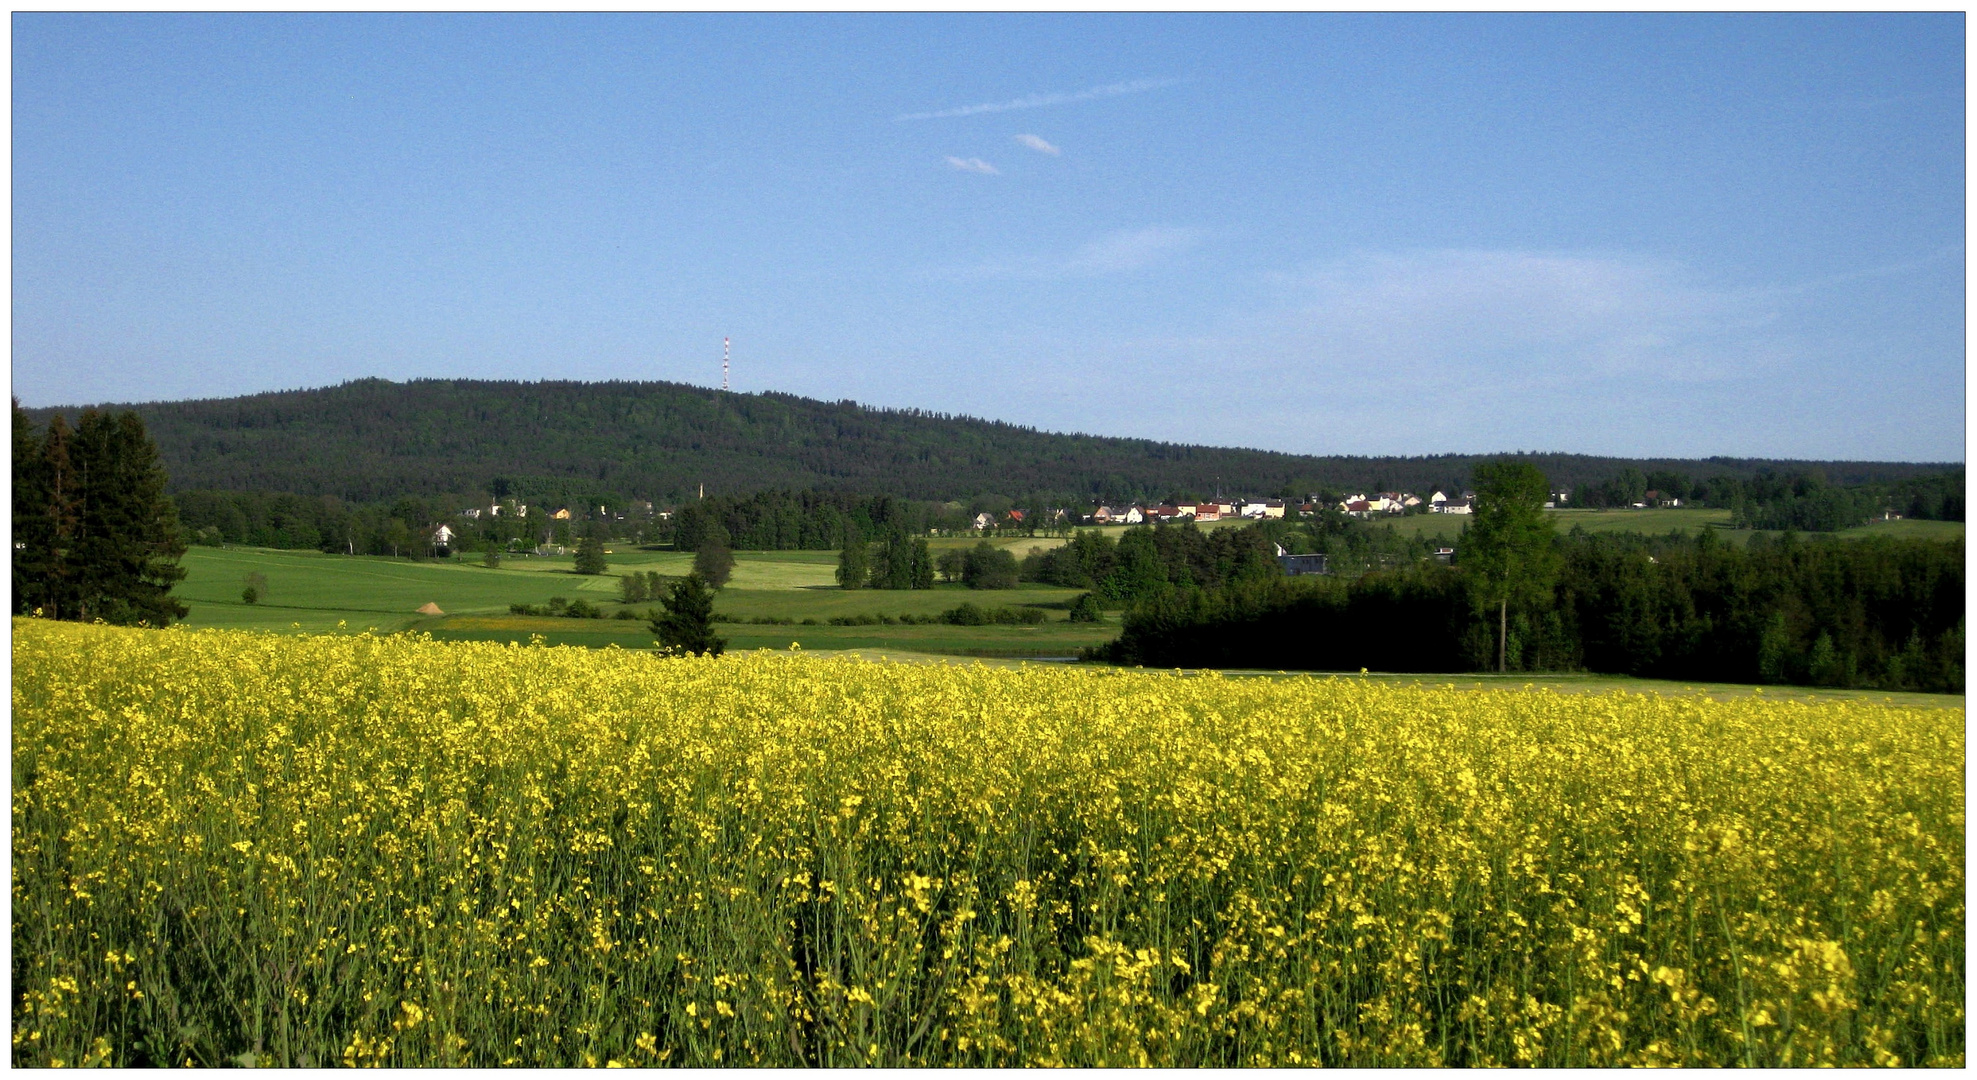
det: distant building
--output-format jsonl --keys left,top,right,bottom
{"left": 552, "top": 508, "right": 572, "bottom": 521}
{"left": 972, "top": 512, "right": 995, "bottom": 530}
{"left": 433, "top": 525, "right": 456, "bottom": 546}
{"left": 1275, "top": 544, "right": 1329, "bottom": 576}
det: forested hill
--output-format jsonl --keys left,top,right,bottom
{"left": 25, "top": 378, "right": 1962, "bottom": 506}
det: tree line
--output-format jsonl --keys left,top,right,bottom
{"left": 1099, "top": 527, "right": 1963, "bottom": 694}
{"left": 1571, "top": 465, "right": 1964, "bottom": 530}
{"left": 13, "top": 401, "right": 187, "bottom": 626}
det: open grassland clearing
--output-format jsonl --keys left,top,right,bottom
{"left": 175, "top": 547, "right": 1105, "bottom": 655}
{"left": 14, "top": 619, "right": 1964, "bottom": 1067}
{"left": 1383, "top": 507, "right": 1963, "bottom": 546}
{"left": 1833, "top": 517, "right": 1966, "bottom": 542}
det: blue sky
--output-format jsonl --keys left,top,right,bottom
{"left": 12, "top": 13, "right": 1965, "bottom": 461}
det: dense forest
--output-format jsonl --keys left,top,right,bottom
{"left": 1096, "top": 529, "right": 1964, "bottom": 694}
{"left": 13, "top": 403, "right": 187, "bottom": 626}
{"left": 1571, "top": 465, "right": 1964, "bottom": 529}
{"left": 24, "top": 378, "right": 1960, "bottom": 507}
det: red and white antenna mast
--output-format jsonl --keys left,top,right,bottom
{"left": 722, "top": 337, "right": 730, "bottom": 392}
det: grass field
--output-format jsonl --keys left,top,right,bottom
{"left": 1832, "top": 517, "right": 1966, "bottom": 542}
{"left": 15, "top": 618, "right": 1964, "bottom": 1067}
{"left": 1368, "top": 508, "right": 1963, "bottom": 546}
{"left": 176, "top": 546, "right": 1109, "bottom": 657}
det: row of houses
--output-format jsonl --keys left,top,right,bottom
{"left": 1089, "top": 500, "right": 1292, "bottom": 525}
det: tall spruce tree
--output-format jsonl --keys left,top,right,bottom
{"left": 12, "top": 403, "right": 186, "bottom": 625}
{"left": 13, "top": 401, "right": 49, "bottom": 613}
{"left": 836, "top": 526, "right": 870, "bottom": 590}
{"left": 910, "top": 537, "right": 934, "bottom": 589}
{"left": 574, "top": 520, "right": 609, "bottom": 575}
{"left": 649, "top": 572, "right": 726, "bottom": 656}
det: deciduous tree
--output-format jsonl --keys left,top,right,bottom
{"left": 1463, "top": 461, "right": 1560, "bottom": 672}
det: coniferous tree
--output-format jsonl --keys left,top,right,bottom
{"left": 12, "top": 404, "right": 186, "bottom": 625}
{"left": 910, "top": 537, "right": 934, "bottom": 589}
{"left": 836, "top": 527, "right": 870, "bottom": 590}
{"left": 871, "top": 528, "right": 923, "bottom": 590}
{"left": 13, "top": 400, "right": 49, "bottom": 613}
{"left": 574, "top": 521, "right": 609, "bottom": 575}
{"left": 649, "top": 573, "right": 726, "bottom": 656}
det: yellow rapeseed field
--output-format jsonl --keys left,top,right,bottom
{"left": 12, "top": 618, "right": 1964, "bottom": 1067}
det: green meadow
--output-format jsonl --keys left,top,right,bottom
{"left": 1374, "top": 507, "right": 1961, "bottom": 545}
{"left": 173, "top": 545, "right": 1109, "bottom": 657}
{"left": 168, "top": 509, "right": 1961, "bottom": 658}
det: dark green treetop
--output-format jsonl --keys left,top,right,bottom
{"left": 649, "top": 572, "right": 726, "bottom": 657}
{"left": 1462, "top": 460, "right": 1560, "bottom": 672}
{"left": 574, "top": 521, "right": 609, "bottom": 575}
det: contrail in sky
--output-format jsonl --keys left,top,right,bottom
{"left": 894, "top": 78, "right": 1182, "bottom": 122}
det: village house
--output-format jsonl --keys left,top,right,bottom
{"left": 1274, "top": 544, "right": 1329, "bottom": 576}
{"left": 971, "top": 512, "right": 995, "bottom": 530}
{"left": 1091, "top": 505, "right": 1145, "bottom": 525}
{"left": 552, "top": 508, "right": 572, "bottom": 521}
{"left": 1239, "top": 500, "right": 1287, "bottom": 519}
{"left": 433, "top": 525, "right": 456, "bottom": 547}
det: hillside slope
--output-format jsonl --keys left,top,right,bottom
{"left": 27, "top": 378, "right": 1961, "bottom": 505}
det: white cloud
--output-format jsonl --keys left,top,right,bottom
{"left": 1014, "top": 133, "right": 1061, "bottom": 155}
{"left": 896, "top": 78, "right": 1180, "bottom": 122}
{"left": 941, "top": 226, "right": 1206, "bottom": 281}
{"left": 1065, "top": 227, "right": 1205, "bottom": 274}
{"left": 1034, "top": 248, "right": 1834, "bottom": 456}
{"left": 1264, "top": 249, "right": 1793, "bottom": 388}
{"left": 944, "top": 156, "right": 999, "bottom": 175}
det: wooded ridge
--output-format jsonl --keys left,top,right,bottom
{"left": 24, "top": 378, "right": 1962, "bottom": 506}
